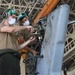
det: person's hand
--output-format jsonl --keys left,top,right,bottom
{"left": 29, "top": 36, "right": 35, "bottom": 42}
{"left": 31, "top": 50, "right": 39, "bottom": 56}
{"left": 25, "top": 26, "right": 34, "bottom": 32}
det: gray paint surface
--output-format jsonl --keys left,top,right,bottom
{"left": 36, "top": 4, "right": 70, "bottom": 75}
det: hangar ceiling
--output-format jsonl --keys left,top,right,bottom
{"left": 0, "top": 0, "right": 75, "bottom": 21}
{"left": 0, "top": 0, "right": 46, "bottom": 21}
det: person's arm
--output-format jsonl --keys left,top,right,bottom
{"left": 18, "top": 36, "right": 35, "bottom": 50}
{"left": 18, "top": 40, "right": 31, "bottom": 50}
{"left": 0, "top": 25, "right": 33, "bottom": 33}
